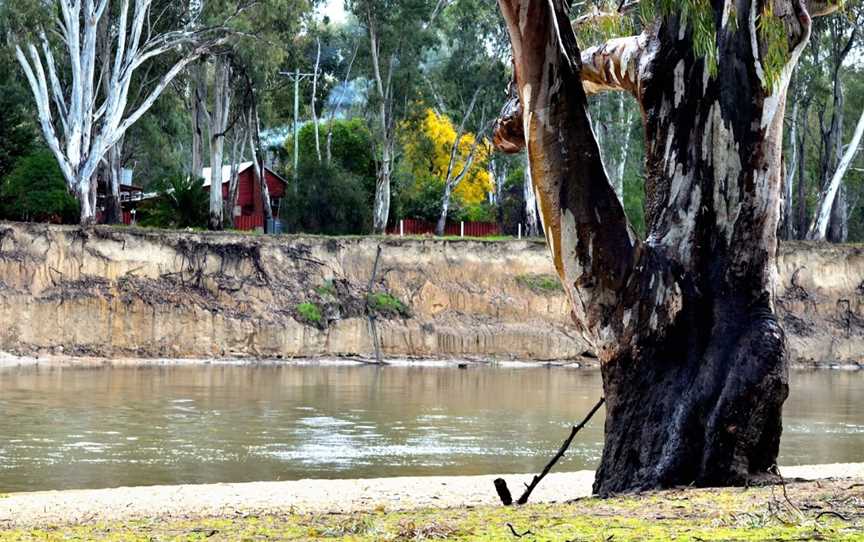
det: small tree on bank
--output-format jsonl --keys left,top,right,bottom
{"left": 494, "top": 0, "right": 839, "bottom": 495}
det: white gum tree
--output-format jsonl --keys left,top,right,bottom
{"left": 12, "top": 0, "right": 229, "bottom": 225}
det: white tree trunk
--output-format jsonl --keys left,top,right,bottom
{"left": 523, "top": 157, "right": 539, "bottom": 237}
{"left": 808, "top": 108, "right": 864, "bottom": 240}
{"left": 206, "top": 58, "right": 231, "bottom": 230}
{"left": 435, "top": 90, "right": 482, "bottom": 236}
{"left": 14, "top": 0, "right": 228, "bottom": 225}
{"left": 368, "top": 16, "right": 395, "bottom": 234}
{"left": 312, "top": 38, "right": 322, "bottom": 163}
{"left": 782, "top": 101, "right": 799, "bottom": 240}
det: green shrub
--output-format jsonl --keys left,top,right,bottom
{"left": 315, "top": 280, "right": 338, "bottom": 298}
{"left": 0, "top": 149, "right": 79, "bottom": 223}
{"left": 516, "top": 274, "right": 564, "bottom": 294}
{"left": 280, "top": 161, "right": 372, "bottom": 235}
{"left": 296, "top": 302, "right": 323, "bottom": 324}
{"left": 367, "top": 292, "right": 410, "bottom": 317}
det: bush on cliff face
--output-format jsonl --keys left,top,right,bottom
{"left": 0, "top": 150, "right": 79, "bottom": 224}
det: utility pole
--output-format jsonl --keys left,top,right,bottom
{"left": 280, "top": 68, "right": 317, "bottom": 189}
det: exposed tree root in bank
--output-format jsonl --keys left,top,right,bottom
{"left": 1, "top": 479, "right": 862, "bottom": 541}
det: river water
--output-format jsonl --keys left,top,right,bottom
{"left": 0, "top": 363, "right": 861, "bottom": 493}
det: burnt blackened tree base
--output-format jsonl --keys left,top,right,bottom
{"left": 595, "top": 298, "right": 789, "bottom": 495}
{"left": 493, "top": 0, "right": 820, "bottom": 495}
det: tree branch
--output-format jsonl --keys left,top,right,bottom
{"left": 580, "top": 34, "right": 646, "bottom": 97}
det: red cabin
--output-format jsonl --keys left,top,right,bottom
{"left": 202, "top": 162, "right": 289, "bottom": 231}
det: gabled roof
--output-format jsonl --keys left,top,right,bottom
{"left": 201, "top": 162, "right": 254, "bottom": 187}
{"left": 201, "top": 162, "right": 289, "bottom": 187}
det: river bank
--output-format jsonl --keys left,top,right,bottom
{"left": 3, "top": 351, "right": 864, "bottom": 372}
{"left": 1, "top": 223, "right": 863, "bottom": 365}
{"left": 1, "top": 465, "right": 862, "bottom": 540}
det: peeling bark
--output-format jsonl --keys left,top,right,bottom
{"left": 496, "top": 0, "right": 813, "bottom": 495}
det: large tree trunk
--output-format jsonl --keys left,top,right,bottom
{"left": 373, "top": 144, "right": 393, "bottom": 234}
{"left": 495, "top": 0, "right": 814, "bottom": 495}
{"left": 820, "top": 29, "right": 856, "bottom": 243}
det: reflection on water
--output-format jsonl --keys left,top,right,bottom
{"left": 0, "top": 364, "right": 860, "bottom": 492}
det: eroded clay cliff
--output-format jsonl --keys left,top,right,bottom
{"left": 0, "top": 223, "right": 860, "bottom": 365}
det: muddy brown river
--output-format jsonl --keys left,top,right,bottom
{"left": 0, "top": 363, "right": 861, "bottom": 493}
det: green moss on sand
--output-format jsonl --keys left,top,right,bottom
{"left": 3, "top": 482, "right": 862, "bottom": 541}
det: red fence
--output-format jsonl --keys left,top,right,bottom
{"left": 388, "top": 218, "right": 500, "bottom": 237}
{"left": 234, "top": 215, "right": 265, "bottom": 231}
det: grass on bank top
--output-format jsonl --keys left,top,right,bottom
{"left": 29, "top": 222, "right": 544, "bottom": 243}
{"left": 2, "top": 480, "right": 862, "bottom": 541}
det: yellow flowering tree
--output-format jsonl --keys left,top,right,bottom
{"left": 401, "top": 108, "right": 493, "bottom": 229}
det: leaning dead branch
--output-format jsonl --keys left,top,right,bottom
{"left": 495, "top": 397, "right": 605, "bottom": 506}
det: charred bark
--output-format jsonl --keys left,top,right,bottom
{"left": 495, "top": 0, "right": 811, "bottom": 495}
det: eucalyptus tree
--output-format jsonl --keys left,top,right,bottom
{"left": 347, "top": 0, "right": 438, "bottom": 233}
{"left": 805, "top": 4, "right": 863, "bottom": 241}
{"left": 493, "top": 0, "right": 840, "bottom": 495}
{"left": 423, "top": 0, "right": 508, "bottom": 235}
{"left": 188, "top": 0, "right": 311, "bottom": 229}
{"left": 5, "top": 0, "right": 235, "bottom": 225}
{"left": 809, "top": 107, "right": 864, "bottom": 239}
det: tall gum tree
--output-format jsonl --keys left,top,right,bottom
{"left": 9, "top": 0, "right": 229, "bottom": 225}
{"left": 494, "top": 0, "right": 837, "bottom": 495}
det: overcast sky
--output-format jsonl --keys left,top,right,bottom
{"left": 320, "top": 0, "right": 347, "bottom": 23}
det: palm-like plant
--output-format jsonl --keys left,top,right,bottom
{"left": 138, "top": 175, "right": 209, "bottom": 229}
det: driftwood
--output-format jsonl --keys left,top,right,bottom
{"left": 495, "top": 397, "right": 605, "bottom": 506}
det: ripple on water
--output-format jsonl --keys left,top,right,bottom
{"left": 297, "top": 416, "right": 355, "bottom": 428}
